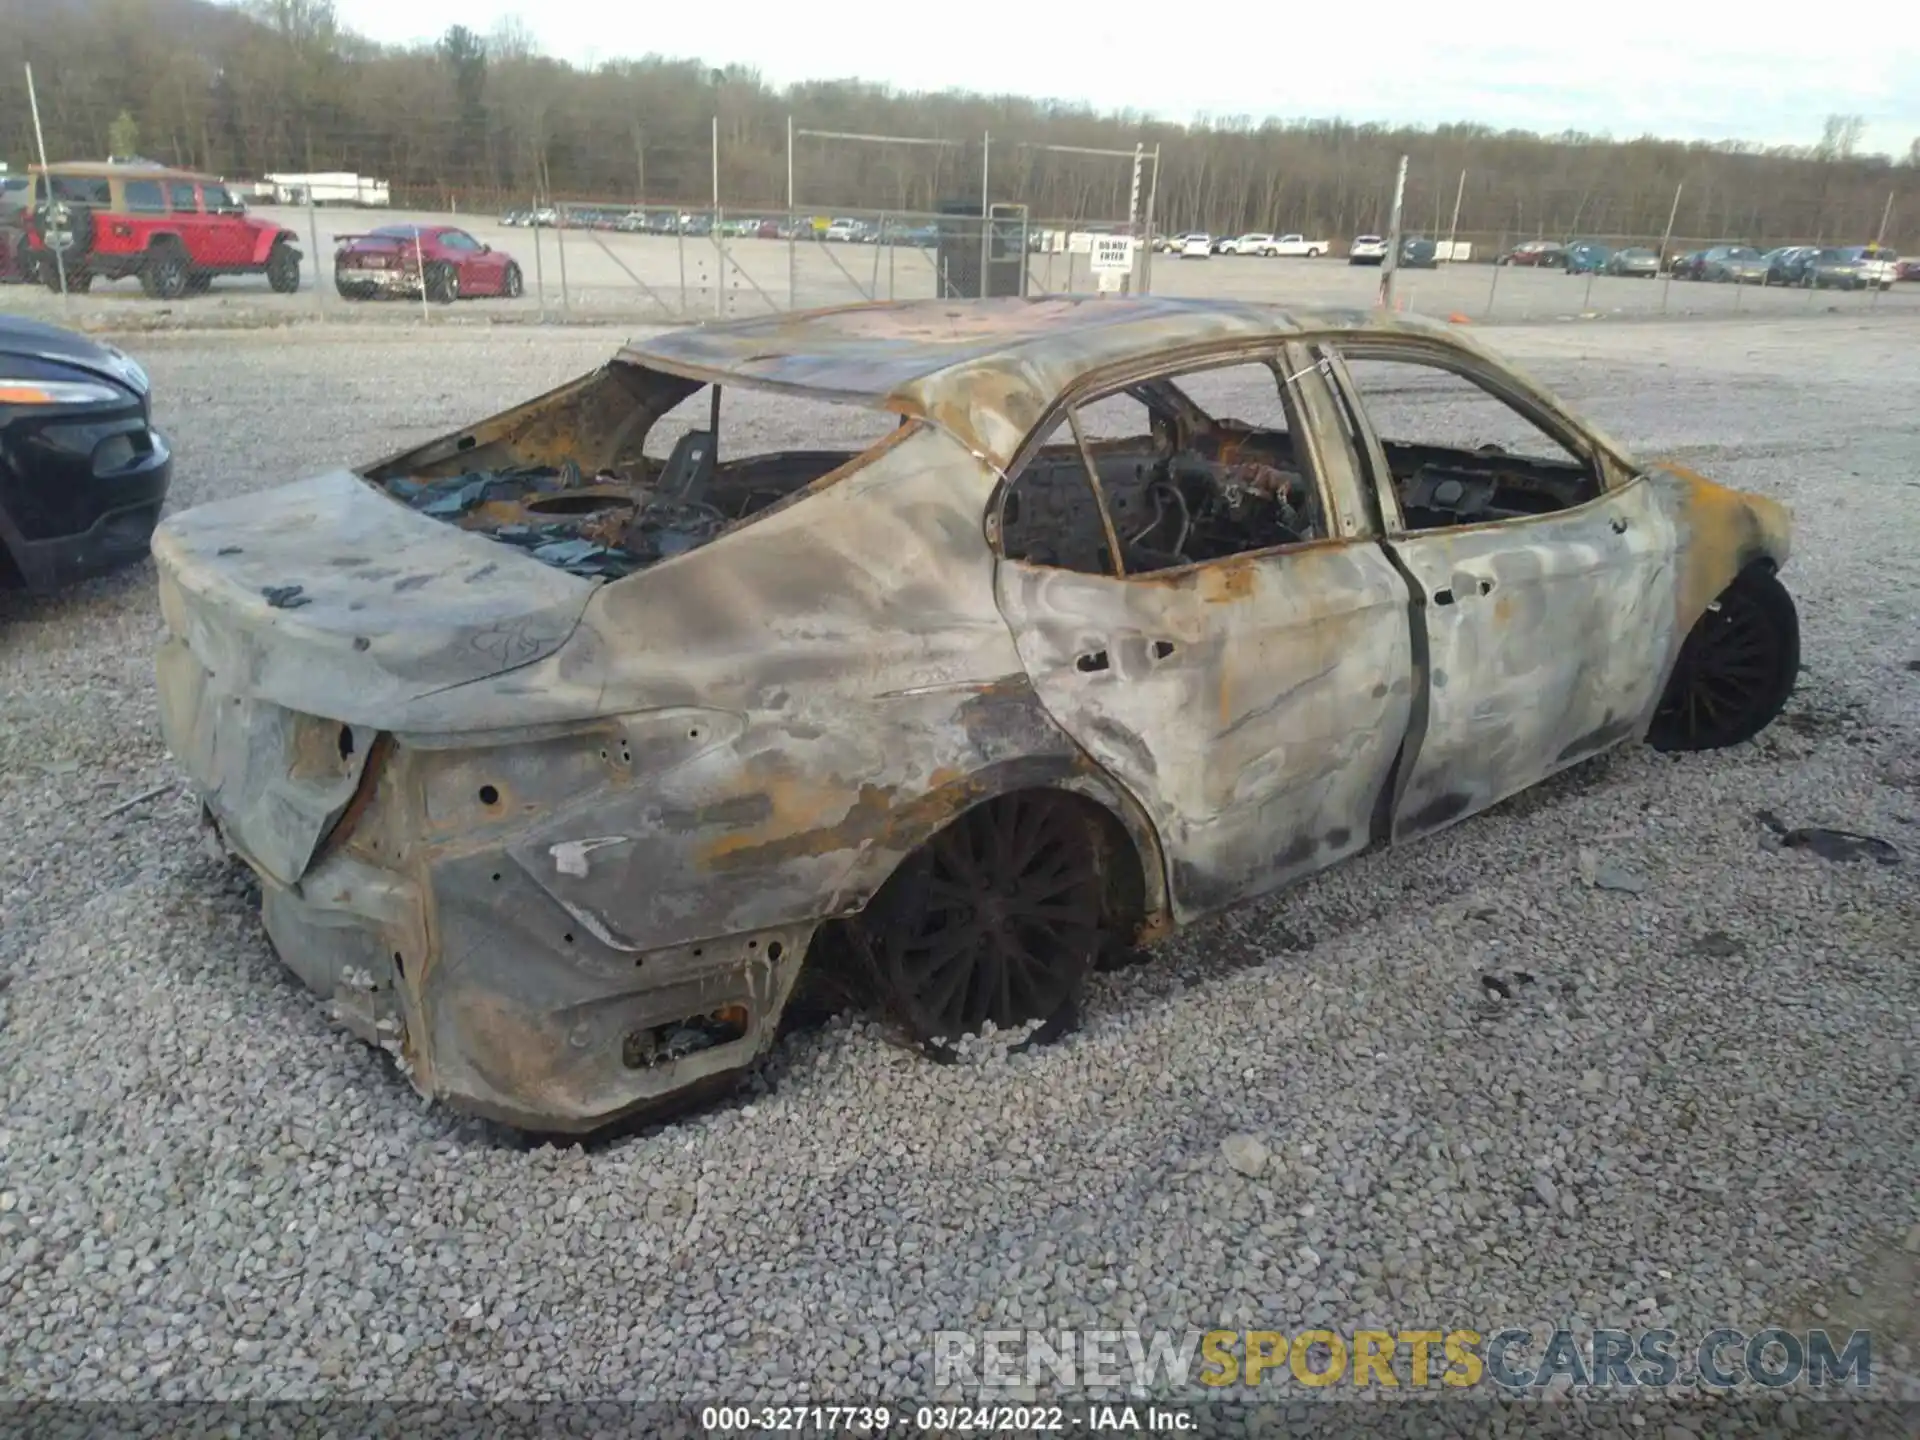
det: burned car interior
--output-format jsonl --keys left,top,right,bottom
{"left": 1329, "top": 350, "right": 1606, "bottom": 532}
{"left": 998, "top": 365, "right": 1331, "bottom": 576}
{"left": 366, "top": 362, "right": 898, "bottom": 580}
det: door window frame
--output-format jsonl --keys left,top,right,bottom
{"left": 1312, "top": 335, "right": 1638, "bottom": 539}
{"left": 987, "top": 342, "right": 1380, "bottom": 580}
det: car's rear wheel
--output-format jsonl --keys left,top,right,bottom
{"left": 265, "top": 241, "right": 300, "bottom": 294}
{"left": 1648, "top": 570, "right": 1799, "bottom": 752}
{"left": 139, "top": 243, "right": 190, "bottom": 300}
{"left": 852, "top": 791, "right": 1106, "bottom": 1046}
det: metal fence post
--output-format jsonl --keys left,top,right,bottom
{"left": 711, "top": 114, "right": 725, "bottom": 317}
{"left": 677, "top": 219, "right": 688, "bottom": 316}
{"left": 24, "top": 63, "right": 68, "bottom": 312}
{"left": 531, "top": 197, "right": 547, "bottom": 319}
{"left": 306, "top": 194, "right": 324, "bottom": 316}
{"left": 786, "top": 115, "right": 797, "bottom": 311}
{"left": 1871, "top": 189, "right": 1895, "bottom": 308}
{"left": 1445, "top": 169, "right": 1465, "bottom": 263}
{"left": 1485, "top": 230, "right": 1506, "bottom": 317}
{"left": 1142, "top": 144, "right": 1161, "bottom": 293}
{"left": 1379, "top": 155, "right": 1408, "bottom": 310}
{"left": 555, "top": 204, "right": 570, "bottom": 314}
{"left": 1657, "top": 183, "right": 1682, "bottom": 315}
{"left": 979, "top": 131, "right": 991, "bottom": 290}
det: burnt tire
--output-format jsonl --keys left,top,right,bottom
{"left": 265, "top": 240, "right": 300, "bottom": 294}
{"left": 1648, "top": 569, "right": 1799, "bottom": 752}
{"left": 852, "top": 791, "right": 1105, "bottom": 1047}
{"left": 139, "top": 244, "right": 190, "bottom": 300}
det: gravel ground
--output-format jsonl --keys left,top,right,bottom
{"left": 1, "top": 315, "right": 1917, "bottom": 1428}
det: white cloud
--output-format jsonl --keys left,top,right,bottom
{"left": 325, "top": 0, "right": 1920, "bottom": 155}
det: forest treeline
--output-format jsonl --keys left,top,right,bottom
{"left": 5, "top": 0, "right": 1916, "bottom": 247}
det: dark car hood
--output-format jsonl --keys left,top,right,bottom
{"left": 0, "top": 315, "right": 150, "bottom": 396}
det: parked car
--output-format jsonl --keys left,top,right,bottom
{"left": 1399, "top": 236, "right": 1438, "bottom": 269}
{"left": 1, "top": 315, "right": 170, "bottom": 593}
{"left": 1223, "top": 233, "right": 1275, "bottom": 256}
{"left": 1497, "top": 240, "right": 1567, "bottom": 267}
{"left": 332, "top": 225, "right": 523, "bottom": 304}
{"left": 1699, "top": 246, "right": 1770, "bottom": 284}
{"left": 1762, "top": 246, "right": 1819, "bottom": 286}
{"left": 1348, "top": 234, "right": 1388, "bottom": 265}
{"left": 1834, "top": 244, "right": 1899, "bottom": 289}
{"left": 1604, "top": 246, "right": 1660, "bottom": 278}
{"left": 1800, "top": 245, "right": 1898, "bottom": 290}
{"left": 148, "top": 295, "right": 1799, "bottom": 1133}
{"left": 1180, "top": 234, "right": 1212, "bottom": 259}
{"left": 1565, "top": 241, "right": 1612, "bottom": 274}
{"left": 1268, "top": 234, "right": 1330, "bottom": 258}
{"left": 13, "top": 161, "right": 301, "bottom": 299}
{"left": 1896, "top": 257, "right": 1920, "bottom": 282}
{"left": 0, "top": 175, "right": 31, "bottom": 282}
{"left": 1667, "top": 249, "right": 1710, "bottom": 280}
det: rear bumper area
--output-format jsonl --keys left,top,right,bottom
{"left": 236, "top": 824, "right": 812, "bottom": 1134}
{"left": 336, "top": 267, "right": 424, "bottom": 296}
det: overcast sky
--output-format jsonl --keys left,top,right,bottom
{"left": 327, "top": 0, "right": 1920, "bottom": 157}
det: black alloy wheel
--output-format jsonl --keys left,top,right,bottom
{"left": 1649, "top": 570, "right": 1799, "bottom": 752}
{"left": 858, "top": 792, "right": 1105, "bottom": 1045}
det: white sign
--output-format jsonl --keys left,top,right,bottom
{"left": 1068, "top": 232, "right": 1095, "bottom": 254}
{"left": 1090, "top": 235, "right": 1134, "bottom": 273}
{"left": 1095, "top": 267, "right": 1126, "bottom": 293}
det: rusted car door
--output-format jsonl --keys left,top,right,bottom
{"left": 1317, "top": 341, "right": 1681, "bottom": 845}
{"left": 991, "top": 346, "right": 1417, "bottom": 921}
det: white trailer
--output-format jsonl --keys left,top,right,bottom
{"left": 264, "top": 172, "right": 391, "bottom": 207}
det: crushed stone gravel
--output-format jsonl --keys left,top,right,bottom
{"left": 1, "top": 316, "right": 1915, "bottom": 1426}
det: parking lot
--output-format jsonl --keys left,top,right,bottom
{"left": 6, "top": 202, "right": 1920, "bottom": 327}
{"left": 1, "top": 310, "right": 1917, "bottom": 1419}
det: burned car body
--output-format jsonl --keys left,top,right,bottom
{"left": 151, "top": 297, "right": 1798, "bottom": 1133}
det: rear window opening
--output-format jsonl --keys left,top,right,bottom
{"left": 366, "top": 363, "right": 902, "bottom": 580}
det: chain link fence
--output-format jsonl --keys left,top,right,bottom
{"left": 4, "top": 105, "right": 1914, "bottom": 327}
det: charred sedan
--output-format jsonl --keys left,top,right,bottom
{"left": 151, "top": 297, "right": 1800, "bottom": 1134}
{"left": 2, "top": 316, "right": 170, "bottom": 593}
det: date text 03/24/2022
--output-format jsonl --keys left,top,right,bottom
{"left": 699, "top": 1403, "right": 1195, "bottom": 1432}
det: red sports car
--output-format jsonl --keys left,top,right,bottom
{"left": 332, "top": 225, "right": 523, "bottom": 304}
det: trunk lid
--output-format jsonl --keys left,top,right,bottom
{"left": 153, "top": 469, "right": 598, "bottom": 883}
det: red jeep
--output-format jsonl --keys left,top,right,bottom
{"left": 17, "top": 162, "right": 302, "bottom": 299}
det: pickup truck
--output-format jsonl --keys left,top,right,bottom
{"left": 1223, "top": 233, "right": 1331, "bottom": 257}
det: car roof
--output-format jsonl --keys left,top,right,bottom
{"left": 623, "top": 296, "right": 1480, "bottom": 470}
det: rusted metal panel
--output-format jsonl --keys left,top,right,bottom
{"left": 994, "top": 540, "right": 1415, "bottom": 919}
{"left": 151, "top": 470, "right": 599, "bottom": 730}
{"left": 1384, "top": 476, "right": 1682, "bottom": 843}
